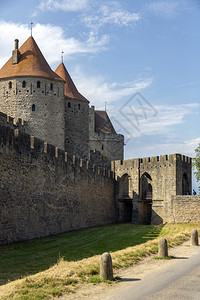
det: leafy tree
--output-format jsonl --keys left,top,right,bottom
{"left": 193, "top": 143, "right": 200, "bottom": 192}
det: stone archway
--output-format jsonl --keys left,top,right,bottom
{"left": 139, "top": 172, "right": 152, "bottom": 224}
{"left": 118, "top": 173, "right": 133, "bottom": 222}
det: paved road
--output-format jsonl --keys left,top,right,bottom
{"left": 103, "top": 247, "right": 200, "bottom": 300}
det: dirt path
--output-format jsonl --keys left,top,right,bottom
{"left": 57, "top": 241, "right": 199, "bottom": 300}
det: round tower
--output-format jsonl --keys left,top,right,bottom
{"left": 55, "top": 62, "right": 89, "bottom": 158}
{"left": 0, "top": 37, "right": 65, "bottom": 150}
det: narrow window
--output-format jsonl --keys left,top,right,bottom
{"left": 37, "top": 81, "right": 41, "bottom": 88}
{"left": 78, "top": 104, "right": 81, "bottom": 110}
{"left": 50, "top": 83, "right": 53, "bottom": 91}
{"left": 68, "top": 102, "right": 71, "bottom": 108}
{"left": 22, "top": 81, "right": 26, "bottom": 88}
{"left": 9, "top": 81, "right": 12, "bottom": 89}
{"left": 32, "top": 104, "right": 35, "bottom": 112}
{"left": 102, "top": 145, "right": 104, "bottom": 150}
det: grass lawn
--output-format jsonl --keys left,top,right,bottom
{"left": 0, "top": 223, "right": 162, "bottom": 285}
{"left": 0, "top": 222, "right": 199, "bottom": 299}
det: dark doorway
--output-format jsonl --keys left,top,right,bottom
{"left": 124, "top": 201, "right": 133, "bottom": 222}
{"left": 119, "top": 174, "right": 129, "bottom": 199}
{"left": 139, "top": 172, "right": 152, "bottom": 225}
{"left": 182, "top": 173, "right": 190, "bottom": 195}
{"left": 119, "top": 174, "right": 133, "bottom": 222}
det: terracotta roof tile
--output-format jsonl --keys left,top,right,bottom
{"left": 0, "top": 37, "right": 63, "bottom": 81}
{"left": 95, "top": 111, "right": 116, "bottom": 134}
{"left": 55, "top": 62, "right": 89, "bottom": 102}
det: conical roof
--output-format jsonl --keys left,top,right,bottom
{"left": 0, "top": 37, "right": 64, "bottom": 81}
{"left": 95, "top": 111, "right": 116, "bottom": 134}
{"left": 55, "top": 62, "right": 89, "bottom": 102}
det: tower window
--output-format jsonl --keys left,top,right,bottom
{"left": 32, "top": 104, "right": 35, "bottom": 112}
{"left": 102, "top": 145, "right": 104, "bottom": 150}
{"left": 78, "top": 104, "right": 81, "bottom": 110}
{"left": 22, "top": 81, "right": 26, "bottom": 88}
{"left": 68, "top": 102, "right": 71, "bottom": 108}
{"left": 50, "top": 83, "right": 53, "bottom": 91}
{"left": 37, "top": 81, "right": 41, "bottom": 88}
{"left": 9, "top": 81, "right": 12, "bottom": 89}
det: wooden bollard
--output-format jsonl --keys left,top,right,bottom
{"left": 100, "top": 252, "right": 113, "bottom": 281}
{"left": 191, "top": 229, "right": 199, "bottom": 246}
{"left": 158, "top": 238, "right": 168, "bottom": 257}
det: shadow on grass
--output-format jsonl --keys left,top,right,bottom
{"left": 0, "top": 223, "right": 164, "bottom": 285}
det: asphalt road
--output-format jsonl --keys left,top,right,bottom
{"left": 104, "top": 247, "right": 200, "bottom": 300}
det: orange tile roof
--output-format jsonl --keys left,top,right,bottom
{"left": 0, "top": 37, "right": 64, "bottom": 81}
{"left": 55, "top": 62, "right": 89, "bottom": 102}
{"left": 95, "top": 111, "right": 116, "bottom": 134}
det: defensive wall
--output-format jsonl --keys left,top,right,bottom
{"left": 112, "top": 154, "right": 192, "bottom": 225}
{"left": 170, "top": 195, "right": 200, "bottom": 223}
{"left": 0, "top": 112, "right": 115, "bottom": 245}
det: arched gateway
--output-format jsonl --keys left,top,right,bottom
{"left": 112, "top": 154, "right": 192, "bottom": 225}
{"left": 138, "top": 172, "right": 152, "bottom": 225}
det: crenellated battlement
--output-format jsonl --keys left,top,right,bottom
{"left": 114, "top": 154, "right": 192, "bottom": 166}
{"left": 0, "top": 111, "right": 26, "bottom": 129}
{"left": 140, "top": 154, "right": 192, "bottom": 164}
{"left": 0, "top": 122, "right": 113, "bottom": 179}
{"left": 112, "top": 153, "right": 192, "bottom": 173}
{"left": 91, "top": 131, "right": 124, "bottom": 142}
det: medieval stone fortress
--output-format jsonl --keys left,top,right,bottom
{"left": 0, "top": 36, "right": 199, "bottom": 245}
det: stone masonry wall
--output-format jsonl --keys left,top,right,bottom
{"left": 65, "top": 98, "right": 89, "bottom": 159}
{"left": 0, "top": 77, "right": 65, "bottom": 150}
{"left": 0, "top": 122, "right": 115, "bottom": 245}
{"left": 170, "top": 196, "right": 200, "bottom": 223}
{"left": 89, "top": 106, "right": 124, "bottom": 161}
{"left": 112, "top": 155, "right": 192, "bottom": 225}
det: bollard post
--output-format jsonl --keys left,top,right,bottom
{"left": 158, "top": 238, "right": 168, "bottom": 257}
{"left": 100, "top": 252, "right": 113, "bottom": 281}
{"left": 190, "top": 229, "right": 199, "bottom": 246}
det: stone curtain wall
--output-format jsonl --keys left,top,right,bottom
{"left": 0, "top": 121, "right": 115, "bottom": 245}
{"left": 170, "top": 196, "right": 200, "bottom": 223}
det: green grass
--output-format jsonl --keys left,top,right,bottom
{"left": 0, "top": 222, "right": 200, "bottom": 299}
{"left": 0, "top": 223, "right": 162, "bottom": 285}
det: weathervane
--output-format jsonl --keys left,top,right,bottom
{"left": 61, "top": 51, "right": 64, "bottom": 63}
{"left": 31, "top": 22, "right": 33, "bottom": 37}
{"left": 105, "top": 101, "right": 107, "bottom": 112}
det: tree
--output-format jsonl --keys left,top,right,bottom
{"left": 193, "top": 143, "right": 200, "bottom": 192}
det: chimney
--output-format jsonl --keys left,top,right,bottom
{"left": 12, "top": 39, "right": 21, "bottom": 65}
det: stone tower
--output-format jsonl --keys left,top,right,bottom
{"left": 0, "top": 37, "right": 65, "bottom": 150}
{"left": 89, "top": 106, "right": 124, "bottom": 161}
{"left": 55, "top": 62, "right": 89, "bottom": 158}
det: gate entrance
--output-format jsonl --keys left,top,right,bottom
{"left": 139, "top": 172, "right": 152, "bottom": 224}
{"left": 119, "top": 174, "right": 133, "bottom": 222}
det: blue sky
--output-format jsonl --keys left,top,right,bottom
{"left": 0, "top": 0, "right": 199, "bottom": 190}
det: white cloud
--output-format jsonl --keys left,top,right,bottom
{"left": 72, "top": 67, "right": 153, "bottom": 107}
{"left": 0, "top": 21, "right": 109, "bottom": 68}
{"left": 140, "top": 103, "right": 199, "bottom": 135}
{"left": 184, "top": 137, "right": 200, "bottom": 151}
{"left": 146, "top": 1, "right": 180, "bottom": 17}
{"left": 38, "top": 0, "right": 90, "bottom": 11}
{"left": 82, "top": 3, "right": 140, "bottom": 35}
{"left": 111, "top": 102, "right": 199, "bottom": 141}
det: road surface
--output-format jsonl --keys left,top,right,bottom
{"left": 100, "top": 246, "right": 200, "bottom": 300}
